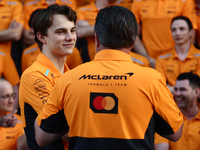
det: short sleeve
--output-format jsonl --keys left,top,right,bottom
{"left": 37, "top": 80, "right": 68, "bottom": 134}
{"left": 153, "top": 76, "right": 183, "bottom": 135}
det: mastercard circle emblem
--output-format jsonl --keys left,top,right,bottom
{"left": 93, "top": 96, "right": 115, "bottom": 110}
{"left": 90, "top": 92, "right": 118, "bottom": 114}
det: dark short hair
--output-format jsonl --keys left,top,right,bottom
{"left": 177, "top": 72, "right": 200, "bottom": 89}
{"left": 32, "top": 4, "right": 77, "bottom": 50}
{"left": 29, "top": 9, "right": 43, "bottom": 28}
{"left": 94, "top": 6, "right": 137, "bottom": 49}
{"left": 171, "top": 16, "right": 193, "bottom": 31}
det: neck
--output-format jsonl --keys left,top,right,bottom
{"left": 95, "top": 0, "right": 110, "bottom": 10}
{"left": 180, "top": 103, "right": 199, "bottom": 121}
{"left": 42, "top": 49, "right": 66, "bottom": 74}
{"left": 175, "top": 41, "right": 191, "bottom": 61}
{"left": 96, "top": 45, "right": 131, "bottom": 54}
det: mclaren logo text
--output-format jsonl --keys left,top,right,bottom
{"left": 79, "top": 72, "right": 134, "bottom": 80}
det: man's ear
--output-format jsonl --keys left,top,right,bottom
{"left": 94, "top": 33, "right": 100, "bottom": 48}
{"left": 189, "top": 29, "right": 195, "bottom": 39}
{"left": 37, "top": 32, "right": 47, "bottom": 44}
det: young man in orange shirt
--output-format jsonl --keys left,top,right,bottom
{"left": 35, "top": 6, "right": 183, "bottom": 150}
{"left": 155, "top": 16, "right": 200, "bottom": 93}
{"left": 19, "top": 5, "right": 77, "bottom": 150}
{"left": 21, "top": 9, "right": 82, "bottom": 73}
{"left": 131, "top": 0, "right": 197, "bottom": 68}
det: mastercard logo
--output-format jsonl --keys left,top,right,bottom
{"left": 90, "top": 93, "right": 118, "bottom": 114}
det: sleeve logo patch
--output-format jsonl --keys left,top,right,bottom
{"left": 90, "top": 92, "right": 118, "bottom": 114}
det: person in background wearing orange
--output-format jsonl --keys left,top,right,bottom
{"left": 155, "top": 16, "right": 200, "bottom": 93}
{"left": 22, "top": 0, "right": 77, "bottom": 47}
{"left": 155, "top": 72, "right": 200, "bottom": 150}
{"left": 0, "top": 0, "right": 24, "bottom": 54}
{"left": 0, "top": 78, "right": 29, "bottom": 150}
{"left": 19, "top": 5, "right": 77, "bottom": 150}
{"left": 131, "top": 0, "right": 197, "bottom": 68}
{"left": 76, "top": 0, "right": 117, "bottom": 62}
{"left": 21, "top": 9, "right": 82, "bottom": 73}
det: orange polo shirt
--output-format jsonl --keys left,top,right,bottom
{"left": 0, "top": 0, "right": 24, "bottom": 54}
{"left": 21, "top": 43, "right": 82, "bottom": 73}
{"left": 0, "top": 114, "right": 24, "bottom": 150}
{"left": 37, "top": 49, "right": 183, "bottom": 150}
{"left": 0, "top": 51, "right": 20, "bottom": 86}
{"left": 23, "top": 0, "right": 77, "bottom": 30}
{"left": 131, "top": 0, "right": 197, "bottom": 59}
{"left": 195, "top": 2, "right": 200, "bottom": 47}
{"left": 155, "top": 44, "right": 200, "bottom": 86}
{"left": 19, "top": 53, "right": 69, "bottom": 150}
{"left": 115, "top": 0, "right": 134, "bottom": 10}
{"left": 155, "top": 105, "right": 200, "bottom": 150}
{"left": 129, "top": 51, "right": 150, "bottom": 67}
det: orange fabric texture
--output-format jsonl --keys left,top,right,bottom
{"left": 129, "top": 51, "right": 150, "bottom": 67}
{"left": 155, "top": 106, "right": 200, "bottom": 150}
{"left": 155, "top": 44, "right": 200, "bottom": 86}
{"left": 0, "top": 0, "right": 24, "bottom": 54}
{"left": 0, "top": 114, "right": 24, "bottom": 150}
{"left": 0, "top": 51, "right": 20, "bottom": 86}
{"left": 115, "top": 0, "right": 134, "bottom": 10}
{"left": 131, "top": 0, "right": 197, "bottom": 59}
{"left": 21, "top": 43, "right": 82, "bottom": 73}
{"left": 37, "top": 50, "right": 183, "bottom": 140}
{"left": 23, "top": 0, "right": 77, "bottom": 30}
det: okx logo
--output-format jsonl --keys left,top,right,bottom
{"left": 90, "top": 92, "right": 118, "bottom": 114}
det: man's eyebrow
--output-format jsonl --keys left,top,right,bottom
{"left": 55, "top": 26, "right": 76, "bottom": 31}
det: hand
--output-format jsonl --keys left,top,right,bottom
{"left": 61, "top": 132, "right": 69, "bottom": 142}
{"left": 0, "top": 110, "right": 17, "bottom": 127}
{"left": 8, "top": 19, "right": 20, "bottom": 29}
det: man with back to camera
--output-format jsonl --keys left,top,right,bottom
{"left": 155, "top": 72, "right": 200, "bottom": 150}
{"left": 34, "top": 6, "right": 183, "bottom": 150}
{"left": 19, "top": 4, "right": 77, "bottom": 150}
{"left": 155, "top": 16, "right": 200, "bottom": 93}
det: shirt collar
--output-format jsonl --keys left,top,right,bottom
{"left": 40, "top": 0, "right": 60, "bottom": 5}
{"left": 36, "top": 53, "right": 69, "bottom": 76}
{"left": 172, "top": 44, "right": 196, "bottom": 60}
{"left": 93, "top": 49, "right": 132, "bottom": 62}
